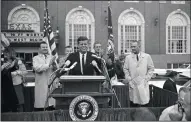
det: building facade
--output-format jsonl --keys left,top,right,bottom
{"left": 1, "top": 1, "right": 190, "bottom": 69}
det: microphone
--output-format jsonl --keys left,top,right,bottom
{"left": 92, "top": 60, "right": 102, "bottom": 73}
{"left": 59, "top": 60, "right": 71, "bottom": 73}
{"left": 69, "top": 62, "right": 77, "bottom": 70}
{"left": 63, "top": 60, "right": 71, "bottom": 68}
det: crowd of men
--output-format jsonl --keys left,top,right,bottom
{"left": 1, "top": 35, "right": 191, "bottom": 121}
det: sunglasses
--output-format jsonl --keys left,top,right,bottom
{"left": 176, "top": 101, "right": 185, "bottom": 112}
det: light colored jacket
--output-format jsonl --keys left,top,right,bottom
{"left": 33, "top": 54, "right": 55, "bottom": 108}
{"left": 123, "top": 52, "right": 154, "bottom": 104}
{"left": 12, "top": 59, "right": 28, "bottom": 85}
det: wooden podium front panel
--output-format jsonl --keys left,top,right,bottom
{"left": 63, "top": 81, "right": 101, "bottom": 93}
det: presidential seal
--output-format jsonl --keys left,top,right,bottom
{"left": 69, "top": 95, "right": 99, "bottom": 121}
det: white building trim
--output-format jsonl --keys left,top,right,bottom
{"left": 8, "top": 4, "right": 40, "bottom": 32}
{"left": 118, "top": 8, "right": 145, "bottom": 55}
{"left": 166, "top": 9, "right": 190, "bottom": 54}
{"left": 65, "top": 6, "right": 95, "bottom": 52}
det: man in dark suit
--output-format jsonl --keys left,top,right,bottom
{"left": 65, "top": 36, "right": 101, "bottom": 75}
{"left": 163, "top": 71, "right": 180, "bottom": 93}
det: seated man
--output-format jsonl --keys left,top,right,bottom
{"left": 63, "top": 36, "right": 101, "bottom": 75}
{"left": 159, "top": 87, "right": 190, "bottom": 121}
{"left": 163, "top": 70, "right": 180, "bottom": 93}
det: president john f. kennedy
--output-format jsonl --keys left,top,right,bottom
{"left": 62, "top": 36, "right": 101, "bottom": 75}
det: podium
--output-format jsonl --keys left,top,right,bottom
{"left": 50, "top": 75, "right": 114, "bottom": 109}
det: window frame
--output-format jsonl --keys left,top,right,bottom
{"left": 118, "top": 8, "right": 145, "bottom": 55}
{"left": 166, "top": 9, "right": 190, "bottom": 54}
{"left": 65, "top": 6, "right": 95, "bottom": 53}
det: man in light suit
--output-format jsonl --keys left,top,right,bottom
{"left": 33, "top": 41, "right": 56, "bottom": 111}
{"left": 123, "top": 41, "right": 154, "bottom": 107}
{"left": 64, "top": 36, "right": 101, "bottom": 75}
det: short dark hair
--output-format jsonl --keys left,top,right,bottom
{"left": 65, "top": 45, "right": 72, "bottom": 48}
{"left": 93, "top": 42, "right": 102, "bottom": 48}
{"left": 77, "top": 36, "right": 88, "bottom": 44}
{"left": 39, "top": 41, "right": 47, "bottom": 47}
{"left": 166, "top": 70, "right": 181, "bottom": 77}
{"left": 3, "top": 47, "right": 16, "bottom": 59}
{"left": 131, "top": 40, "right": 141, "bottom": 47}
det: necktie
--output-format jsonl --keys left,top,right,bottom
{"left": 44, "top": 54, "right": 47, "bottom": 59}
{"left": 44, "top": 54, "right": 47, "bottom": 64}
{"left": 82, "top": 54, "right": 85, "bottom": 74}
{"left": 136, "top": 54, "right": 139, "bottom": 61}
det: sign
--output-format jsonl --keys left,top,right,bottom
{"left": 3, "top": 32, "right": 43, "bottom": 43}
{"left": 69, "top": 95, "right": 99, "bottom": 121}
{"left": 9, "top": 23, "right": 32, "bottom": 30}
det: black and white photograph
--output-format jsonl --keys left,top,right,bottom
{"left": 1, "top": 0, "right": 190, "bottom": 121}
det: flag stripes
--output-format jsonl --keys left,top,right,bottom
{"left": 43, "top": 1, "right": 58, "bottom": 61}
{"left": 107, "top": 2, "right": 115, "bottom": 62}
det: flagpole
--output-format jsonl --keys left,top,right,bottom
{"left": 44, "top": 0, "right": 59, "bottom": 69}
{"left": 43, "top": 0, "right": 59, "bottom": 111}
{"left": 106, "top": 1, "right": 121, "bottom": 108}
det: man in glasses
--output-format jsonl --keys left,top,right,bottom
{"left": 159, "top": 87, "right": 190, "bottom": 121}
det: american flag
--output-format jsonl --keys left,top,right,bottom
{"left": 107, "top": 2, "right": 115, "bottom": 63}
{"left": 43, "top": 1, "right": 58, "bottom": 67}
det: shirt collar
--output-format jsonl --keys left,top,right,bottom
{"left": 132, "top": 52, "right": 141, "bottom": 57}
{"left": 39, "top": 53, "right": 48, "bottom": 57}
{"left": 79, "top": 52, "right": 87, "bottom": 56}
{"left": 137, "top": 52, "right": 140, "bottom": 57}
{"left": 169, "top": 78, "right": 175, "bottom": 82}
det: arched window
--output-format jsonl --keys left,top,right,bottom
{"left": 8, "top": 4, "right": 40, "bottom": 32}
{"left": 65, "top": 6, "right": 95, "bottom": 52}
{"left": 166, "top": 9, "right": 190, "bottom": 54}
{"left": 118, "top": 8, "right": 145, "bottom": 55}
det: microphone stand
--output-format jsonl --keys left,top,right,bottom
{"left": 44, "top": 64, "right": 76, "bottom": 111}
{"left": 101, "top": 58, "right": 121, "bottom": 108}
{"left": 44, "top": 68, "right": 62, "bottom": 111}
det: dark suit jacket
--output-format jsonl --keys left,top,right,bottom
{"left": 163, "top": 78, "right": 178, "bottom": 94}
{"left": 66, "top": 51, "right": 101, "bottom": 75}
{"left": 1, "top": 61, "right": 19, "bottom": 111}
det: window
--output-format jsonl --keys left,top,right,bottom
{"left": 8, "top": 4, "right": 40, "bottom": 32}
{"left": 65, "top": 6, "right": 95, "bottom": 52}
{"left": 167, "top": 63, "right": 190, "bottom": 69}
{"left": 16, "top": 52, "right": 38, "bottom": 70}
{"left": 166, "top": 9, "right": 190, "bottom": 54}
{"left": 118, "top": 9, "right": 145, "bottom": 54}
{"left": 171, "top": 1, "right": 185, "bottom": 4}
